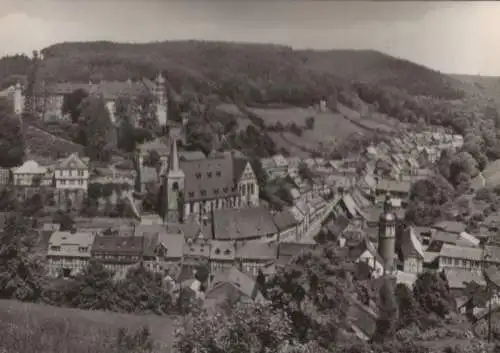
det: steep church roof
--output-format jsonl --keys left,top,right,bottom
{"left": 400, "top": 226, "right": 424, "bottom": 259}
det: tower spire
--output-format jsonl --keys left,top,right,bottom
{"left": 168, "top": 135, "right": 180, "bottom": 173}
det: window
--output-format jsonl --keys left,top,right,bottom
{"left": 195, "top": 173, "right": 202, "bottom": 179}
{"left": 60, "top": 180, "right": 66, "bottom": 185}
{"left": 223, "top": 187, "right": 228, "bottom": 193}
{"left": 50, "top": 246, "right": 61, "bottom": 251}
{"left": 78, "top": 180, "right": 83, "bottom": 185}
{"left": 188, "top": 191, "right": 194, "bottom": 198}
{"left": 215, "top": 248, "right": 221, "bottom": 255}
{"left": 207, "top": 172, "right": 212, "bottom": 178}
{"left": 224, "top": 249, "right": 231, "bottom": 255}
{"left": 216, "top": 171, "right": 221, "bottom": 177}
{"left": 214, "top": 188, "right": 219, "bottom": 195}
{"left": 78, "top": 170, "right": 84, "bottom": 177}
{"left": 201, "top": 189, "right": 207, "bottom": 196}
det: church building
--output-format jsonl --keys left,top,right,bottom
{"left": 162, "top": 137, "right": 260, "bottom": 223}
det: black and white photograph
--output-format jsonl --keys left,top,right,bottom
{"left": 0, "top": 1, "right": 499, "bottom": 352}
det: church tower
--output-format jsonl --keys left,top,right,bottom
{"left": 163, "top": 136, "right": 185, "bottom": 224}
{"left": 154, "top": 72, "right": 168, "bottom": 127}
{"left": 378, "top": 195, "right": 396, "bottom": 275}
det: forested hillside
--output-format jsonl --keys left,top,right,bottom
{"left": 1, "top": 40, "right": 500, "bottom": 169}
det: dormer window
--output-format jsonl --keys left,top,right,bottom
{"left": 195, "top": 173, "right": 202, "bottom": 179}
{"left": 224, "top": 249, "right": 231, "bottom": 255}
{"left": 216, "top": 171, "right": 221, "bottom": 177}
{"left": 200, "top": 189, "right": 207, "bottom": 196}
{"left": 215, "top": 248, "right": 221, "bottom": 255}
{"left": 214, "top": 188, "right": 219, "bottom": 195}
{"left": 207, "top": 172, "right": 212, "bottom": 178}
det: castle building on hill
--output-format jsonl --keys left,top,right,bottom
{"left": 10, "top": 72, "right": 168, "bottom": 126}
{"left": 162, "top": 137, "right": 260, "bottom": 223}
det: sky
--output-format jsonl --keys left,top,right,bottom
{"left": 1, "top": 1, "right": 499, "bottom": 76}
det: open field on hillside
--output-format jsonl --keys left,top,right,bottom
{"left": 25, "top": 125, "right": 85, "bottom": 158}
{"left": 336, "top": 104, "right": 396, "bottom": 133}
{"left": 267, "top": 132, "right": 310, "bottom": 158}
{"left": 0, "top": 299, "right": 177, "bottom": 353}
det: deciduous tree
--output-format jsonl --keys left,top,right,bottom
{"left": 0, "top": 214, "right": 46, "bottom": 302}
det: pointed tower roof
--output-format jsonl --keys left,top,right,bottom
{"left": 167, "top": 136, "right": 184, "bottom": 178}
{"left": 156, "top": 72, "right": 165, "bottom": 84}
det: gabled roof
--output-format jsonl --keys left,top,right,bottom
{"left": 47, "top": 231, "right": 95, "bottom": 258}
{"left": 439, "top": 243, "right": 483, "bottom": 261}
{"left": 157, "top": 228, "right": 185, "bottom": 259}
{"left": 443, "top": 268, "right": 485, "bottom": 289}
{"left": 207, "top": 266, "right": 265, "bottom": 302}
{"left": 180, "top": 153, "right": 237, "bottom": 202}
{"left": 400, "top": 227, "right": 424, "bottom": 259}
{"left": 236, "top": 241, "right": 277, "bottom": 261}
{"left": 91, "top": 236, "right": 144, "bottom": 255}
{"left": 55, "top": 153, "right": 88, "bottom": 170}
{"left": 137, "top": 137, "right": 170, "bottom": 156}
{"left": 210, "top": 240, "right": 235, "bottom": 261}
{"left": 12, "top": 160, "right": 47, "bottom": 174}
{"left": 273, "top": 208, "right": 299, "bottom": 231}
{"left": 211, "top": 207, "right": 278, "bottom": 240}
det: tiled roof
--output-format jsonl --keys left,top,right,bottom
{"left": 12, "top": 160, "right": 47, "bottom": 174}
{"left": 208, "top": 266, "right": 264, "bottom": 302}
{"left": 443, "top": 268, "right": 485, "bottom": 289}
{"left": 236, "top": 241, "right": 277, "bottom": 261}
{"left": 55, "top": 153, "right": 88, "bottom": 170}
{"left": 180, "top": 153, "right": 238, "bottom": 202}
{"left": 400, "top": 227, "right": 424, "bottom": 259}
{"left": 210, "top": 240, "right": 236, "bottom": 261}
{"left": 179, "top": 151, "right": 206, "bottom": 161}
{"left": 439, "top": 243, "right": 483, "bottom": 261}
{"left": 273, "top": 208, "right": 299, "bottom": 231}
{"left": 137, "top": 137, "right": 170, "bottom": 156}
{"left": 376, "top": 179, "right": 411, "bottom": 194}
{"left": 47, "top": 231, "right": 95, "bottom": 258}
{"left": 157, "top": 229, "right": 185, "bottom": 259}
{"left": 211, "top": 207, "right": 278, "bottom": 240}
{"left": 431, "top": 221, "right": 466, "bottom": 235}
{"left": 91, "top": 236, "right": 144, "bottom": 255}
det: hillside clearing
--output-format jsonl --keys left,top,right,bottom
{"left": 25, "top": 125, "right": 84, "bottom": 158}
{"left": 0, "top": 299, "right": 177, "bottom": 353}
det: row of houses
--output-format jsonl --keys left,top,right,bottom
{"left": 45, "top": 224, "right": 315, "bottom": 281}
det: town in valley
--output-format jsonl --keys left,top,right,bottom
{"left": 1, "top": 2, "right": 500, "bottom": 353}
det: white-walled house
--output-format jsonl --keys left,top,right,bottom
{"left": 12, "top": 160, "right": 53, "bottom": 187}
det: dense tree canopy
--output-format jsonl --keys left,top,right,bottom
{"left": 0, "top": 98, "right": 25, "bottom": 168}
{"left": 79, "top": 96, "right": 117, "bottom": 162}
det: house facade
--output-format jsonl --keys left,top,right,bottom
{"left": 47, "top": 231, "right": 95, "bottom": 277}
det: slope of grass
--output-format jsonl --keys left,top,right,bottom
{"left": 25, "top": 125, "right": 85, "bottom": 158}
{"left": 0, "top": 299, "right": 177, "bottom": 353}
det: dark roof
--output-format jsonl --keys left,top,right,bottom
{"left": 348, "top": 237, "right": 384, "bottom": 265}
{"left": 431, "top": 221, "right": 466, "bottom": 234}
{"left": 91, "top": 236, "right": 144, "bottom": 255}
{"left": 211, "top": 207, "right": 277, "bottom": 240}
{"left": 180, "top": 153, "right": 238, "bottom": 202}
{"left": 236, "top": 241, "right": 277, "bottom": 261}
{"left": 273, "top": 209, "right": 299, "bottom": 231}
